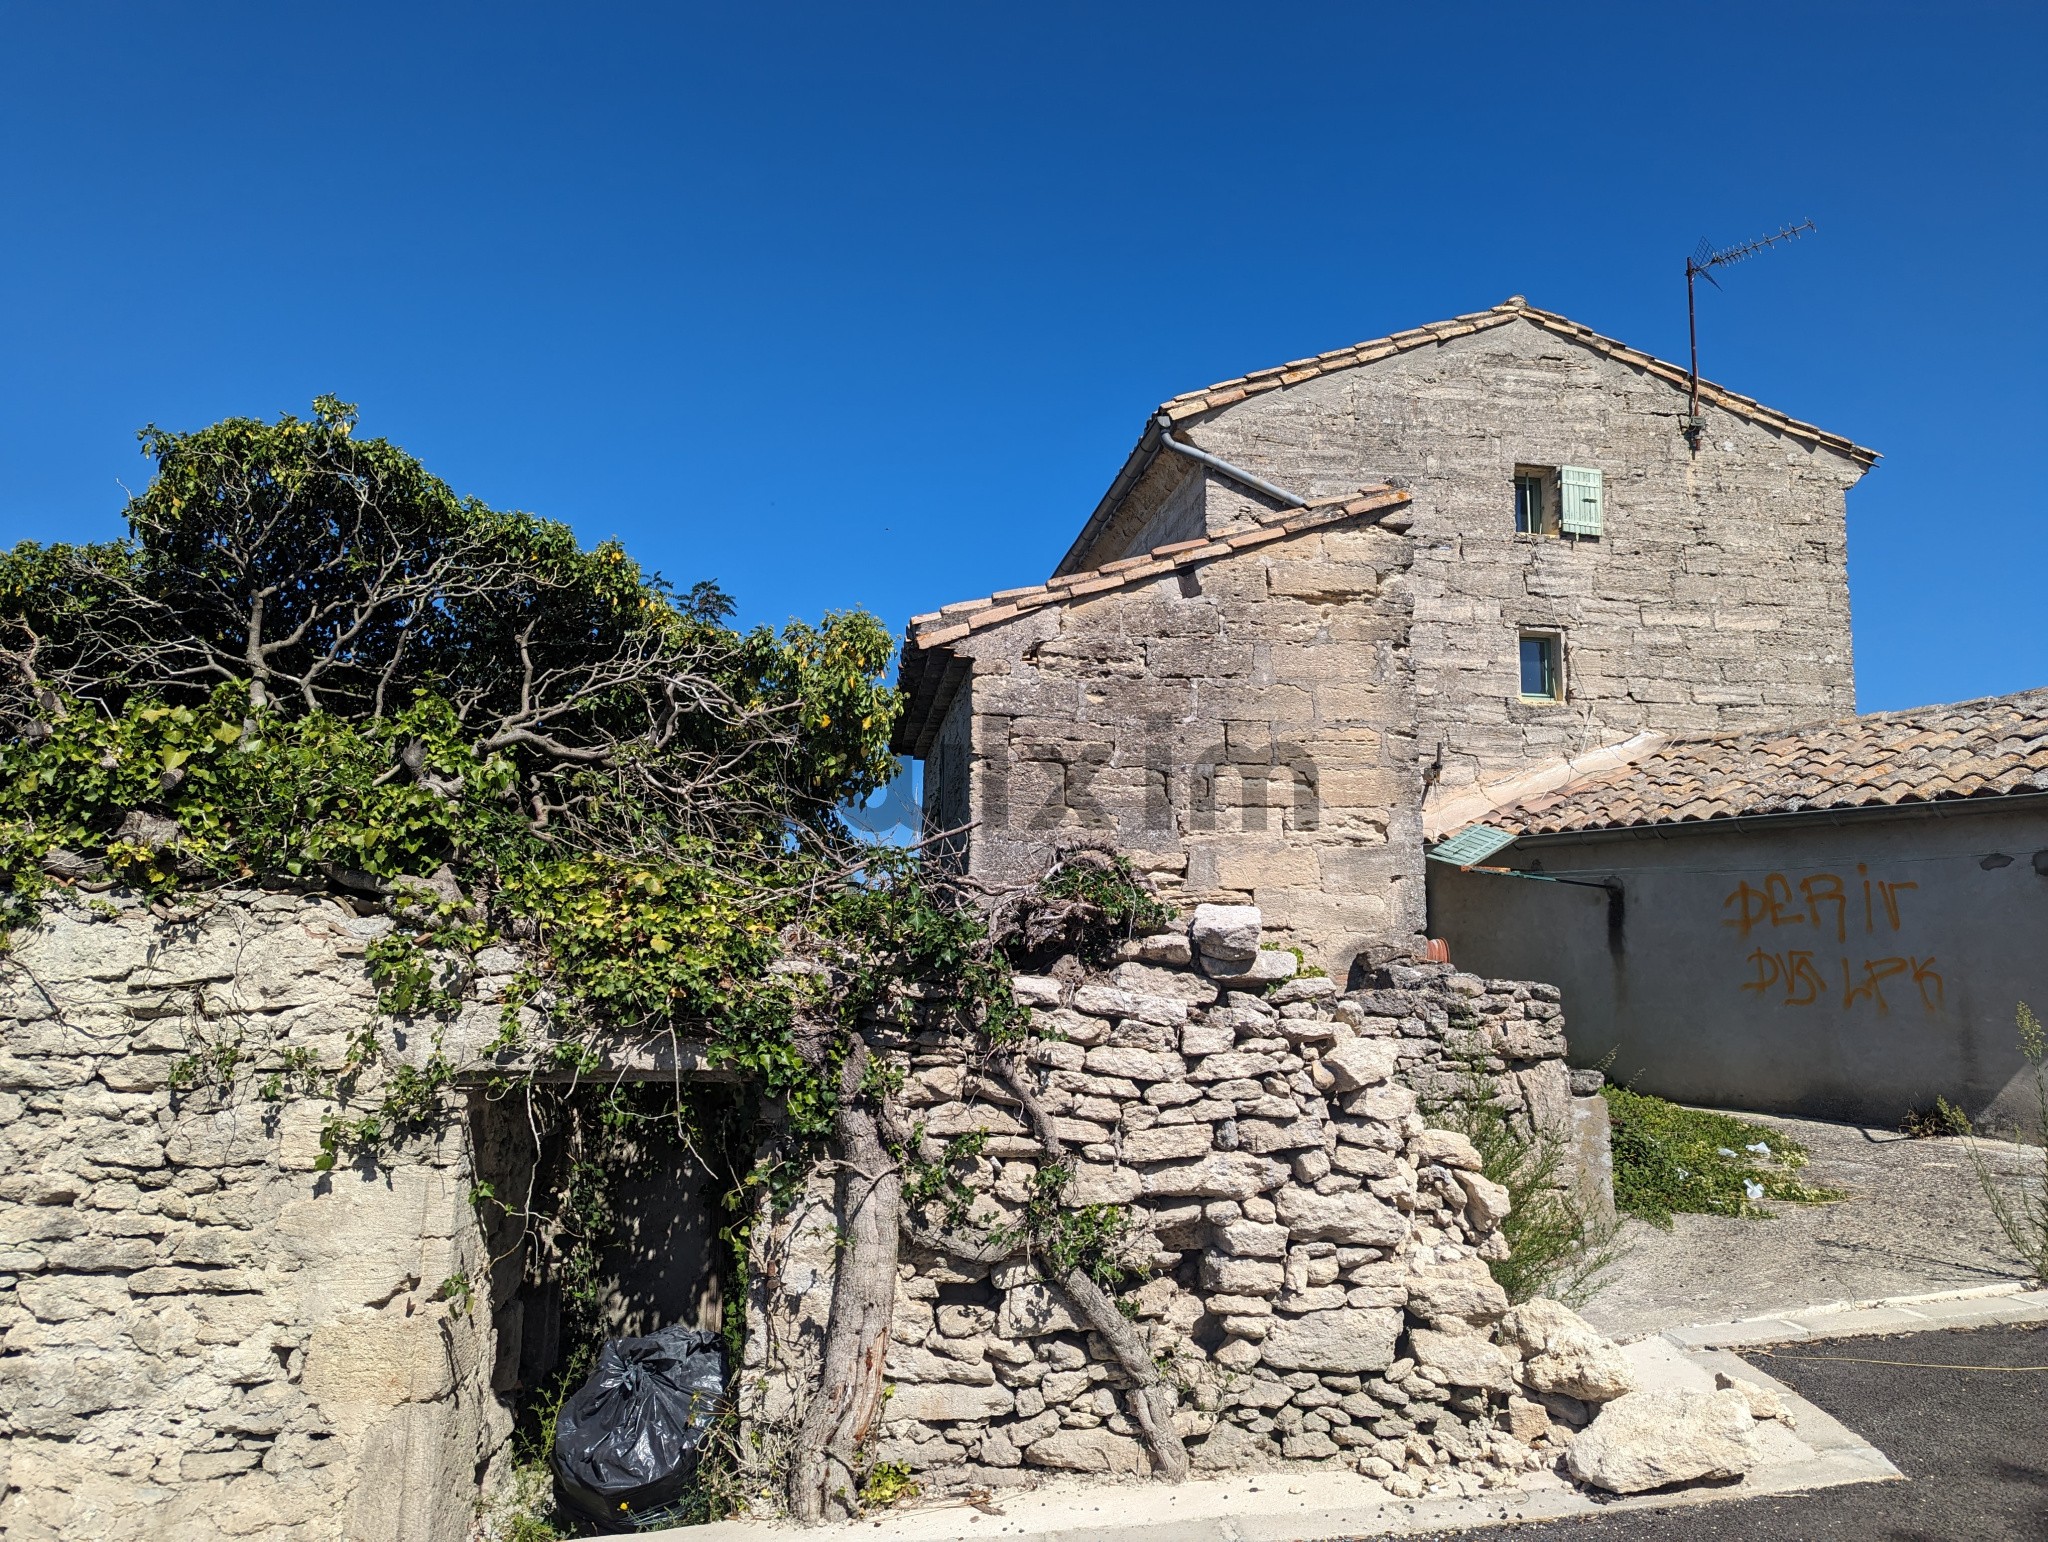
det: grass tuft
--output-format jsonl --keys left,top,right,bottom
{"left": 1603, "top": 1086, "right": 1842, "bottom": 1226}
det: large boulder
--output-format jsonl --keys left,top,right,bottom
{"left": 1565, "top": 1388, "right": 1760, "bottom": 1494}
{"left": 1501, "top": 1299, "right": 1634, "bottom": 1403}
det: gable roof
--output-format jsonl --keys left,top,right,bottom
{"left": 1450, "top": 689, "right": 2048, "bottom": 841}
{"left": 1057, "top": 296, "right": 1879, "bottom": 577}
{"left": 892, "top": 484, "right": 1412, "bottom": 758}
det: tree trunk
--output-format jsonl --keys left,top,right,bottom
{"left": 788, "top": 1040, "right": 901, "bottom": 1521}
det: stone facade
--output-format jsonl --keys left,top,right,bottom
{"left": 0, "top": 897, "right": 522, "bottom": 1542}
{"left": 913, "top": 499, "right": 1421, "bottom": 980}
{"left": 743, "top": 907, "right": 1617, "bottom": 1501}
{"left": 900, "top": 301, "right": 1874, "bottom": 970}
{"left": 1067, "top": 306, "right": 1870, "bottom": 798}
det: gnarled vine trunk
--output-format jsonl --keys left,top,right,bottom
{"left": 991, "top": 1052, "right": 1190, "bottom": 1481}
{"left": 790, "top": 1034, "right": 1190, "bottom": 1521}
{"left": 787, "top": 1042, "right": 901, "bottom": 1521}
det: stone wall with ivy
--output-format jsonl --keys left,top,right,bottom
{"left": 741, "top": 906, "right": 1616, "bottom": 1504}
{"left": 0, "top": 895, "right": 518, "bottom": 1542}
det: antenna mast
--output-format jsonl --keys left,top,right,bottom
{"left": 1683, "top": 218, "right": 1815, "bottom": 451}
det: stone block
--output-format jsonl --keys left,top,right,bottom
{"left": 1275, "top": 1187, "right": 1407, "bottom": 1246}
{"left": 1234, "top": 1118, "right": 1323, "bottom": 1155}
{"left": 1260, "top": 1309, "right": 1401, "bottom": 1373}
{"left": 1135, "top": 932, "right": 1193, "bottom": 966}
{"left": 1024, "top": 1427, "right": 1150, "bottom": 1474}
{"left": 302, "top": 1308, "right": 456, "bottom": 1424}
{"left": 1403, "top": 1259, "right": 1508, "bottom": 1329}
{"left": 1138, "top": 1153, "right": 1287, "bottom": 1201}
{"left": 1213, "top": 1219, "right": 1290, "bottom": 1258}
{"left": 1200, "top": 1254, "right": 1285, "bottom": 1295}
{"left": 997, "top": 1281, "right": 1083, "bottom": 1337}
{"left": 1190, "top": 904, "right": 1261, "bottom": 963}
{"left": 1455, "top": 1169, "right": 1512, "bottom": 1230}
{"left": 1120, "top": 1125, "right": 1214, "bottom": 1164}
{"left": 1320, "top": 1038, "right": 1397, "bottom": 1092}
{"left": 1203, "top": 949, "right": 1297, "bottom": 987}
{"left": 1083, "top": 1046, "right": 1182, "bottom": 1082}
{"left": 887, "top": 1381, "right": 1017, "bottom": 1422}
{"left": 1407, "top": 1329, "right": 1516, "bottom": 1392}
{"left": 1109, "top": 962, "right": 1218, "bottom": 1005}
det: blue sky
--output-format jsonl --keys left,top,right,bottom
{"left": 1, "top": 2, "right": 2042, "bottom": 714}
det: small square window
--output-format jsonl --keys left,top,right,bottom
{"left": 1514, "top": 467, "right": 1558, "bottom": 535}
{"left": 1519, "top": 632, "right": 1562, "bottom": 701}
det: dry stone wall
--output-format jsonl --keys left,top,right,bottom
{"left": 0, "top": 897, "right": 520, "bottom": 1542}
{"left": 744, "top": 906, "right": 1617, "bottom": 1503}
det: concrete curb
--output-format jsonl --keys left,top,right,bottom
{"left": 1653, "top": 1279, "right": 2048, "bottom": 1352}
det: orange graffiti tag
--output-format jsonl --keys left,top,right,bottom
{"left": 1842, "top": 956, "right": 1911, "bottom": 1014}
{"left": 1723, "top": 873, "right": 1805, "bottom": 937}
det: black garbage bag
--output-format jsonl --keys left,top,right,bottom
{"left": 552, "top": 1324, "right": 727, "bottom": 1523}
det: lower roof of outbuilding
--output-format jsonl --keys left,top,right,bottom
{"left": 891, "top": 486, "right": 1412, "bottom": 759}
{"left": 1427, "top": 688, "right": 2048, "bottom": 843}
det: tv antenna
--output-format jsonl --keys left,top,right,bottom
{"left": 1683, "top": 218, "right": 1815, "bottom": 451}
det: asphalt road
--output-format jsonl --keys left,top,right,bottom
{"left": 1378, "top": 1322, "right": 2048, "bottom": 1542}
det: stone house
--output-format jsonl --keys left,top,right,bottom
{"left": 895, "top": 297, "right": 1878, "bottom": 980}
{"left": 1427, "top": 689, "right": 2048, "bottom": 1130}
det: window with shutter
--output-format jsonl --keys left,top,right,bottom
{"left": 1559, "top": 466, "right": 1603, "bottom": 536}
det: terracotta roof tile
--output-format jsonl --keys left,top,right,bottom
{"left": 1477, "top": 689, "right": 2048, "bottom": 837}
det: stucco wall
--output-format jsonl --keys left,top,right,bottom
{"left": 921, "top": 509, "right": 1422, "bottom": 977}
{"left": 1429, "top": 801, "right": 2048, "bottom": 1129}
{"left": 1083, "top": 316, "right": 1865, "bottom": 796}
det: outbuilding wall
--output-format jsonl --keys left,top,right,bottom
{"left": 743, "top": 929, "right": 1607, "bottom": 1499}
{"left": 1429, "top": 801, "right": 2048, "bottom": 1129}
{"left": 923, "top": 510, "right": 1422, "bottom": 978}
{"left": 0, "top": 897, "right": 524, "bottom": 1542}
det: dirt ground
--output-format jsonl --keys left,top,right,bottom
{"left": 1577, "top": 1112, "right": 2040, "bottom": 1341}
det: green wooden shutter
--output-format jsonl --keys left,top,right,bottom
{"left": 1560, "top": 465, "right": 1603, "bottom": 535}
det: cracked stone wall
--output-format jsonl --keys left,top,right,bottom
{"left": 1075, "top": 315, "right": 1867, "bottom": 797}
{"left": 743, "top": 912, "right": 1611, "bottom": 1502}
{"left": 0, "top": 897, "right": 521, "bottom": 1542}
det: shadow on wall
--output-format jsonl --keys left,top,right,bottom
{"left": 492, "top": 1107, "right": 723, "bottom": 1401}
{"left": 601, "top": 1134, "right": 723, "bottom": 1339}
